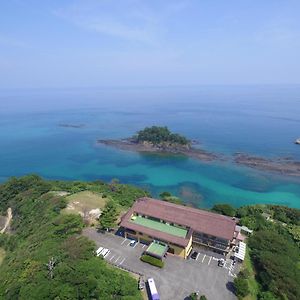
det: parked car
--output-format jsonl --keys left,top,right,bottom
{"left": 138, "top": 276, "right": 145, "bottom": 290}
{"left": 100, "top": 248, "right": 110, "bottom": 258}
{"left": 218, "top": 258, "right": 225, "bottom": 267}
{"left": 190, "top": 251, "right": 198, "bottom": 260}
{"left": 129, "top": 240, "right": 137, "bottom": 247}
{"left": 96, "top": 247, "right": 104, "bottom": 256}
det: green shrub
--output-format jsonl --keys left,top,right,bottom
{"left": 140, "top": 254, "right": 164, "bottom": 268}
{"left": 212, "top": 203, "right": 236, "bottom": 217}
{"left": 234, "top": 276, "right": 250, "bottom": 298}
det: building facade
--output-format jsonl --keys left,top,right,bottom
{"left": 120, "top": 197, "right": 236, "bottom": 258}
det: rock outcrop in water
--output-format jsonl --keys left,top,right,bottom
{"left": 97, "top": 126, "right": 300, "bottom": 177}
{"left": 97, "top": 138, "right": 219, "bottom": 161}
{"left": 234, "top": 153, "right": 300, "bottom": 177}
{"left": 58, "top": 123, "right": 85, "bottom": 128}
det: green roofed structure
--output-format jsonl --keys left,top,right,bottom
{"left": 130, "top": 215, "right": 187, "bottom": 238}
{"left": 145, "top": 241, "right": 168, "bottom": 259}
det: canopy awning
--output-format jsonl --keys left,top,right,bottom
{"left": 234, "top": 241, "right": 246, "bottom": 261}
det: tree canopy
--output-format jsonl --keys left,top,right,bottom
{"left": 135, "top": 126, "right": 190, "bottom": 145}
{"left": 99, "top": 200, "right": 118, "bottom": 230}
{"left": 0, "top": 175, "right": 143, "bottom": 300}
{"left": 212, "top": 203, "right": 236, "bottom": 217}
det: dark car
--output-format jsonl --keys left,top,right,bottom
{"left": 218, "top": 258, "right": 225, "bottom": 267}
{"left": 138, "top": 276, "right": 145, "bottom": 290}
{"left": 190, "top": 251, "right": 198, "bottom": 259}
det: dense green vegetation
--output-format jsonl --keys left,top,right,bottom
{"left": 212, "top": 203, "right": 236, "bottom": 217}
{"left": 135, "top": 126, "right": 190, "bottom": 145}
{"left": 140, "top": 254, "right": 164, "bottom": 268}
{"left": 99, "top": 200, "right": 118, "bottom": 230}
{"left": 234, "top": 271, "right": 251, "bottom": 298}
{"left": 215, "top": 204, "right": 300, "bottom": 300}
{"left": 0, "top": 175, "right": 146, "bottom": 300}
{"left": 159, "top": 191, "right": 183, "bottom": 205}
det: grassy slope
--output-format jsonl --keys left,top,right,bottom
{"left": 62, "top": 191, "right": 107, "bottom": 215}
{"left": 242, "top": 249, "right": 259, "bottom": 300}
{"left": 0, "top": 248, "right": 5, "bottom": 266}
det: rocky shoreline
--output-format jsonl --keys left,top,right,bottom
{"left": 97, "top": 138, "right": 300, "bottom": 177}
{"left": 97, "top": 139, "right": 219, "bottom": 161}
{"left": 234, "top": 153, "right": 300, "bottom": 177}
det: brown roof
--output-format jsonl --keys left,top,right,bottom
{"left": 120, "top": 197, "right": 236, "bottom": 247}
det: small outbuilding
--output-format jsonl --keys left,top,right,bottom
{"left": 234, "top": 241, "right": 246, "bottom": 262}
{"left": 145, "top": 241, "right": 168, "bottom": 259}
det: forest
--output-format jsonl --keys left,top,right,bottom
{"left": 0, "top": 175, "right": 148, "bottom": 300}
{"left": 213, "top": 203, "right": 300, "bottom": 300}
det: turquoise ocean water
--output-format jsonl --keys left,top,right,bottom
{"left": 0, "top": 86, "right": 300, "bottom": 208}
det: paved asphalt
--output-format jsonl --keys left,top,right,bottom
{"left": 83, "top": 228, "right": 237, "bottom": 300}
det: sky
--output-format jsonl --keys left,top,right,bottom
{"left": 0, "top": 0, "right": 300, "bottom": 88}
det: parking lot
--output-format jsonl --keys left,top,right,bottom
{"left": 83, "top": 228, "right": 238, "bottom": 300}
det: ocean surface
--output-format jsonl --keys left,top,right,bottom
{"left": 0, "top": 85, "right": 300, "bottom": 208}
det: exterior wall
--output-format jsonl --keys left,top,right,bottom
{"left": 184, "top": 236, "right": 193, "bottom": 258}
{"left": 123, "top": 226, "right": 229, "bottom": 258}
{"left": 168, "top": 243, "right": 185, "bottom": 258}
{"left": 192, "top": 230, "right": 230, "bottom": 255}
{"left": 123, "top": 228, "right": 188, "bottom": 258}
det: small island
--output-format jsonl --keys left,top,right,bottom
{"left": 98, "top": 126, "right": 300, "bottom": 177}
{"left": 98, "top": 126, "right": 218, "bottom": 161}
{"left": 58, "top": 123, "right": 85, "bottom": 129}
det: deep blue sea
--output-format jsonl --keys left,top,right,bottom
{"left": 1, "top": 85, "right": 300, "bottom": 208}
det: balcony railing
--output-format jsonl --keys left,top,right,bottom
{"left": 192, "top": 236, "right": 229, "bottom": 251}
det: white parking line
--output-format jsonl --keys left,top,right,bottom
{"left": 202, "top": 254, "right": 206, "bottom": 263}
{"left": 133, "top": 242, "right": 138, "bottom": 248}
{"left": 142, "top": 244, "right": 146, "bottom": 249}
{"left": 119, "top": 258, "right": 126, "bottom": 265}
{"left": 196, "top": 253, "right": 200, "bottom": 261}
{"left": 208, "top": 256, "right": 212, "bottom": 265}
{"left": 109, "top": 255, "right": 115, "bottom": 261}
{"left": 115, "top": 256, "right": 121, "bottom": 264}
{"left": 121, "top": 238, "right": 127, "bottom": 245}
{"left": 126, "top": 241, "right": 132, "bottom": 246}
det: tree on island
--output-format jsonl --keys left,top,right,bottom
{"left": 135, "top": 126, "right": 190, "bottom": 146}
